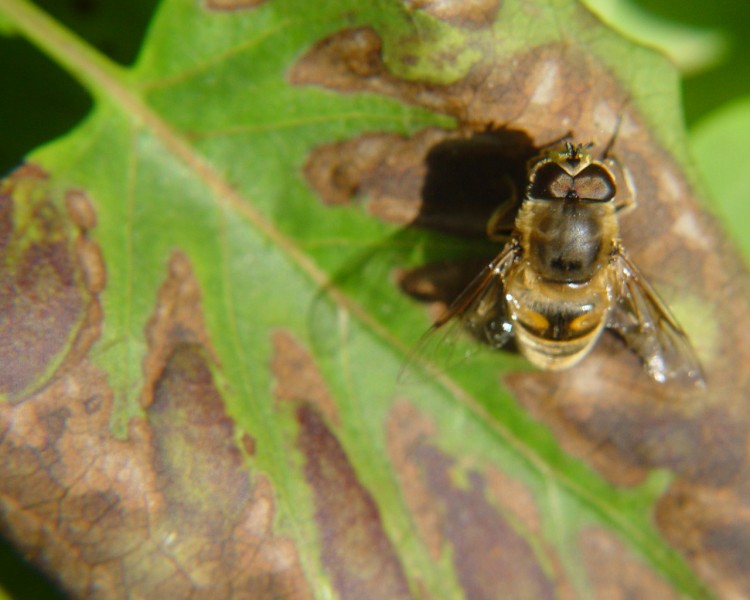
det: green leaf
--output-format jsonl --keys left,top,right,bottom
{"left": 582, "top": 0, "right": 727, "bottom": 75}
{"left": 622, "top": 0, "right": 750, "bottom": 125}
{"left": 1, "top": 0, "right": 747, "bottom": 598}
{"left": 690, "top": 96, "right": 750, "bottom": 261}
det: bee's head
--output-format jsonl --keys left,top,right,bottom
{"left": 526, "top": 141, "right": 616, "bottom": 204}
{"left": 556, "top": 141, "right": 594, "bottom": 173}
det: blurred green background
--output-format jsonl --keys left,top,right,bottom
{"left": 0, "top": 0, "right": 748, "bottom": 598}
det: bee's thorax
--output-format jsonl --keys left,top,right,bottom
{"left": 516, "top": 200, "right": 617, "bottom": 284}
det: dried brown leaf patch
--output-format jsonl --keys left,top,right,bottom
{"left": 656, "top": 480, "right": 750, "bottom": 599}
{"left": 386, "top": 401, "right": 565, "bottom": 599}
{"left": 0, "top": 243, "right": 311, "bottom": 599}
{"left": 579, "top": 527, "right": 680, "bottom": 599}
{"left": 140, "top": 251, "right": 216, "bottom": 408}
{"left": 296, "top": 403, "right": 412, "bottom": 600}
{"left": 0, "top": 165, "right": 103, "bottom": 400}
{"left": 405, "top": 0, "right": 501, "bottom": 29}
{"left": 269, "top": 331, "right": 411, "bottom": 598}
{"left": 271, "top": 329, "right": 339, "bottom": 425}
{"left": 147, "top": 344, "right": 311, "bottom": 599}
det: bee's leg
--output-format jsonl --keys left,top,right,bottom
{"left": 486, "top": 176, "right": 518, "bottom": 242}
{"left": 606, "top": 155, "right": 638, "bottom": 215}
{"left": 601, "top": 113, "right": 623, "bottom": 160}
{"left": 600, "top": 100, "right": 633, "bottom": 160}
{"left": 615, "top": 193, "right": 636, "bottom": 215}
{"left": 486, "top": 206, "right": 514, "bottom": 241}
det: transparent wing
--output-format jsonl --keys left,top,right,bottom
{"left": 400, "top": 241, "right": 521, "bottom": 380}
{"left": 607, "top": 244, "right": 705, "bottom": 386}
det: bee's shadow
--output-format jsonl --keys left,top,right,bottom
{"left": 396, "top": 127, "right": 536, "bottom": 357}
{"left": 308, "top": 127, "right": 538, "bottom": 366}
{"left": 412, "top": 127, "right": 536, "bottom": 239}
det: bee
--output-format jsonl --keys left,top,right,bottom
{"left": 428, "top": 140, "right": 704, "bottom": 386}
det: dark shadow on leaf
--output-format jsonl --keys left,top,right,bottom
{"left": 308, "top": 127, "right": 538, "bottom": 368}
{"left": 396, "top": 128, "right": 535, "bottom": 351}
{"left": 413, "top": 127, "right": 536, "bottom": 237}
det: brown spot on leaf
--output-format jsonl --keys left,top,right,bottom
{"left": 656, "top": 482, "right": 750, "bottom": 599}
{"left": 271, "top": 330, "right": 340, "bottom": 425}
{"left": 140, "top": 251, "right": 216, "bottom": 409}
{"left": 386, "top": 401, "right": 443, "bottom": 560}
{"left": 150, "top": 344, "right": 250, "bottom": 526}
{"left": 406, "top": 0, "right": 500, "bottom": 29}
{"left": 417, "top": 444, "right": 556, "bottom": 599}
{"left": 241, "top": 432, "right": 256, "bottom": 455}
{"left": 0, "top": 165, "right": 103, "bottom": 399}
{"left": 505, "top": 357, "right": 745, "bottom": 488}
{"left": 305, "top": 127, "right": 535, "bottom": 235}
{"left": 146, "top": 343, "right": 312, "bottom": 598}
{"left": 0, "top": 364, "right": 152, "bottom": 598}
{"left": 292, "top": 27, "right": 629, "bottom": 135}
{"left": 484, "top": 465, "right": 576, "bottom": 599}
{"left": 289, "top": 25, "right": 511, "bottom": 121}
{"left": 0, "top": 251, "right": 312, "bottom": 599}
{"left": 304, "top": 129, "right": 445, "bottom": 225}
{"left": 289, "top": 27, "right": 392, "bottom": 95}
{"left": 484, "top": 466, "right": 542, "bottom": 535}
{"left": 386, "top": 401, "right": 560, "bottom": 599}
{"left": 296, "top": 403, "right": 412, "bottom": 600}
{"left": 579, "top": 528, "right": 680, "bottom": 599}
{"left": 75, "top": 236, "right": 106, "bottom": 294}
{"left": 64, "top": 189, "right": 97, "bottom": 231}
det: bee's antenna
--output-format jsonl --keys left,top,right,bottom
{"left": 539, "top": 131, "right": 575, "bottom": 153}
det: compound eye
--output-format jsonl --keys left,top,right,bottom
{"left": 574, "top": 165, "right": 616, "bottom": 201}
{"left": 528, "top": 163, "right": 573, "bottom": 200}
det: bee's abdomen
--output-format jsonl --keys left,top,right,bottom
{"left": 505, "top": 271, "right": 609, "bottom": 370}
